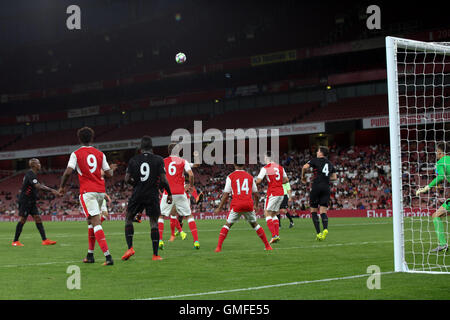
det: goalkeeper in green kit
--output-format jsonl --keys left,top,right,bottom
{"left": 416, "top": 142, "right": 449, "bottom": 253}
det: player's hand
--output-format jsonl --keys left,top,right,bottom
{"left": 184, "top": 184, "right": 192, "bottom": 192}
{"left": 57, "top": 187, "right": 65, "bottom": 196}
{"left": 214, "top": 208, "right": 221, "bottom": 214}
{"left": 288, "top": 197, "right": 293, "bottom": 206}
{"left": 301, "top": 178, "right": 307, "bottom": 184}
{"left": 105, "top": 194, "right": 112, "bottom": 203}
{"left": 167, "top": 195, "right": 173, "bottom": 204}
{"left": 416, "top": 185, "right": 430, "bottom": 196}
{"left": 110, "top": 163, "right": 118, "bottom": 171}
{"left": 52, "top": 189, "right": 63, "bottom": 197}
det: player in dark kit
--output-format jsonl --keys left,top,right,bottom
{"left": 121, "top": 136, "right": 173, "bottom": 261}
{"left": 301, "top": 146, "right": 337, "bottom": 241}
{"left": 12, "top": 158, "right": 61, "bottom": 246}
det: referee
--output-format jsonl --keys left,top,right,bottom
{"left": 277, "top": 181, "right": 295, "bottom": 228}
{"left": 12, "top": 158, "right": 61, "bottom": 246}
{"left": 301, "top": 146, "right": 337, "bottom": 240}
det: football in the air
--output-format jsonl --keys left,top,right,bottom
{"left": 175, "top": 52, "right": 186, "bottom": 64}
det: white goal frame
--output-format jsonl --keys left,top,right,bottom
{"left": 386, "top": 36, "right": 450, "bottom": 274}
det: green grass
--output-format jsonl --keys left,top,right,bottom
{"left": 0, "top": 217, "right": 449, "bottom": 300}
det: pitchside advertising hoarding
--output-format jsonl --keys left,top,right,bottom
{"left": 0, "top": 208, "right": 434, "bottom": 222}
{"left": 363, "top": 111, "right": 450, "bottom": 129}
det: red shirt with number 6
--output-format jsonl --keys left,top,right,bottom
{"left": 164, "top": 156, "right": 191, "bottom": 195}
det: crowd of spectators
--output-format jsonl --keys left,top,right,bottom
{"left": 2, "top": 143, "right": 448, "bottom": 217}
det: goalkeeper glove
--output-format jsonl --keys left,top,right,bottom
{"left": 416, "top": 185, "right": 430, "bottom": 196}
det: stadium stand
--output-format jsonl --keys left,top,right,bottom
{"left": 298, "top": 95, "right": 388, "bottom": 122}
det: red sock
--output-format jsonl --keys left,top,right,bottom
{"left": 272, "top": 217, "right": 279, "bottom": 236}
{"left": 175, "top": 217, "right": 183, "bottom": 232}
{"left": 266, "top": 217, "right": 275, "bottom": 237}
{"left": 188, "top": 218, "right": 199, "bottom": 242}
{"left": 217, "top": 226, "right": 229, "bottom": 249}
{"left": 158, "top": 218, "right": 164, "bottom": 240}
{"left": 93, "top": 225, "right": 109, "bottom": 255}
{"left": 88, "top": 225, "right": 95, "bottom": 252}
{"left": 170, "top": 216, "right": 177, "bottom": 236}
{"left": 255, "top": 225, "right": 270, "bottom": 247}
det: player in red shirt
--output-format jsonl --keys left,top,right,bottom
{"left": 214, "top": 156, "right": 272, "bottom": 252}
{"left": 158, "top": 143, "right": 200, "bottom": 249}
{"left": 255, "top": 151, "right": 289, "bottom": 244}
{"left": 59, "top": 127, "right": 117, "bottom": 266}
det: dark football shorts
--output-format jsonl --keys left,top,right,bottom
{"left": 18, "top": 202, "right": 40, "bottom": 217}
{"left": 309, "top": 183, "right": 331, "bottom": 208}
{"left": 280, "top": 195, "right": 289, "bottom": 209}
{"left": 127, "top": 195, "right": 161, "bottom": 219}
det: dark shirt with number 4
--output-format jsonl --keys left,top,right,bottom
{"left": 126, "top": 152, "right": 166, "bottom": 201}
{"left": 307, "top": 157, "right": 335, "bottom": 185}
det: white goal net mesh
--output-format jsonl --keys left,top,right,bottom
{"left": 390, "top": 38, "right": 450, "bottom": 273}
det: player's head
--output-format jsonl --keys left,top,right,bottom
{"left": 168, "top": 143, "right": 177, "bottom": 155}
{"left": 29, "top": 158, "right": 41, "bottom": 171}
{"left": 77, "top": 127, "right": 94, "bottom": 145}
{"left": 234, "top": 154, "right": 245, "bottom": 170}
{"left": 264, "top": 151, "right": 273, "bottom": 164}
{"left": 317, "top": 146, "right": 329, "bottom": 158}
{"left": 141, "top": 136, "right": 153, "bottom": 152}
{"left": 436, "top": 142, "right": 449, "bottom": 159}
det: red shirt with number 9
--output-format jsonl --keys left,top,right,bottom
{"left": 68, "top": 146, "right": 110, "bottom": 194}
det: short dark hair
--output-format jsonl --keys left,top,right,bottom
{"left": 141, "top": 136, "right": 153, "bottom": 151}
{"left": 265, "top": 151, "right": 273, "bottom": 159}
{"left": 436, "top": 142, "right": 449, "bottom": 153}
{"left": 77, "top": 127, "right": 94, "bottom": 145}
{"left": 318, "top": 146, "right": 329, "bottom": 157}
{"left": 168, "top": 143, "right": 177, "bottom": 155}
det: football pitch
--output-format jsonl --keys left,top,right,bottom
{"left": 0, "top": 217, "right": 449, "bottom": 300}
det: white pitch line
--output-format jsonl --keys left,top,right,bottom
{"left": 0, "top": 260, "right": 79, "bottom": 268}
{"left": 138, "top": 271, "right": 396, "bottom": 300}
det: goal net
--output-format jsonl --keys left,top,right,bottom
{"left": 386, "top": 36, "right": 450, "bottom": 273}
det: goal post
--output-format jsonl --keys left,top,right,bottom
{"left": 386, "top": 36, "right": 450, "bottom": 274}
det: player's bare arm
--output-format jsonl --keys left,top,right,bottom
{"left": 159, "top": 172, "right": 173, "bottom": 204}
{"left": 214, "top": 192, "right": 229, "bottom": 214}
{"left": 124, "top": 172, "right": 136, "bottom": 186}
{"left": 103, "top": 163, "right": 117, "bottom": 178}
{"left": 35, "top": 182, "right": 62, "bottom": 197}
{"left": 59, "top": 166, "right": 74, "bottom": 194}
{"left": 184, "top": 169, "right": 194, "bottom": 192}
{"left": 301, "top": 163, "right": 310, "bottom": 183}
{"left": 253, "top": 192, "right": 259, "bottom": 211}
{"left": 330, "top": 172, "right": 337, "bottom": 181}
